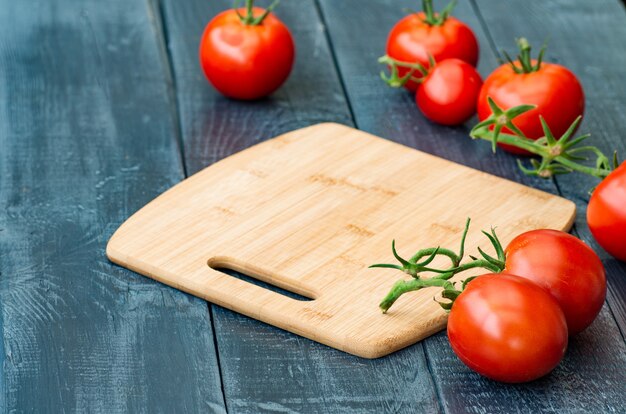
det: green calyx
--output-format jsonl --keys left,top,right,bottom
{"left": 411, "top": 0, "right": 457, "bottom": 26}
{"left": 234, "top": 0, "right": 279, "bottom": 25}
{"left": 371, "top": 218, "right": 506, "bottom": 313}
{"left": 502, "top": 37, "right": 547, "bottom": 74}
{"left": 470, "top": 98, "right": 619, "bottom": 180}
{"left": 378, "top": 54, "right": 435, "bottom": 88}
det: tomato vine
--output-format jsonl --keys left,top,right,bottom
{"left": 371, "top": 218, "right": 506, "bottom": 312}
{"left": 471, "top": 99, "right": 619, "bottom": 180}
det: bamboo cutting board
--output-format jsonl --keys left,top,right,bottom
{"left": 107, "top": 123, "right": 575, "bottom": 358}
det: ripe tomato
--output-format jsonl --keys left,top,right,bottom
{"left": 447, "top": 274, "right": 568, "bottom": 383}
{"left": 504, "top": 229, "right": 606, "bottom": 335}
{"left": 416, "top": 59, "right": 482, "bottom": 125}
{"left": 386, "top": 7, "right": 478, "bottom": 92}
{"left": 477, "top": 42, "right": 584, "bottom": 154}
{"left": 199, "top": 5, "right": 295, "bottom": 100}
{"left": 587, "top": 162, "right": 626, "bottom": 261}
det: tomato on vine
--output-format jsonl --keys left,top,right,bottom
{"left": 386, "top": 0, "right": 479, "bottom": 92}
{"left": 373, "top": 219, "right": 606, "bottom": 335}
{"left": 371, "top": 231, "right": 569, "bottom": 383}
{"left": 447, "top": 274, "right": 567, "bottom": 383}
{"left": 477, "top": 38, "right": 584, "bottom": 154}
{"left": 416, "top": 59, "right": 482, "bottom": 125}
{"left": 199, "top": 0, "right": 295, "bottom": 100}
{"left": 371, "top": 219, "right": 610, "bottom": 381}
{"left": 504, "top": 229, "right": 606, "bottom": 334}
{"left": 380, "top": 56, "right": 482, "bottom": 125}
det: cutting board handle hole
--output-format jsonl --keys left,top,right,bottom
{"left": 208, "top": 259, "right": 314, "bottom": 302}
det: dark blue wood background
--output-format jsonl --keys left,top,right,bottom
{"left": 1, "top": 0, "right": 625, "bottom": 412}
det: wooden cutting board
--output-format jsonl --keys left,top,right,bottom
{"left": 107, "top": 123, "right": 575, "bottom": 358}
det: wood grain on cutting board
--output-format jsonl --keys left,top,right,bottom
{"left": 107, "top": 123, "right": 576, "bottom": 358}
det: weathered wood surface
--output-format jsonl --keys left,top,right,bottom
{"left": 1, "top": 0, "right": 625, "bottom": 412}
{"left": 318, "top": 0, "right": 626, "bottom": 412}
{"left": 0, "top": 0, "right": 225, "bottom": 412}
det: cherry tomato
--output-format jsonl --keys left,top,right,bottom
{"left": 587, "top": 162, "right": 626, "bottom": 261}
{"left": 416, "top": 59, "right": 482, "bottom": 125}
{"left": 448, "top": 274, "right": 568, "bottom": 383}
{"left": 477, "top": 56, "right": 584, "bottom": 155}
{"left": 386, "top": 10, "right": 478, "bottom": 92}
{"left": 504, "top": 229, "right": 606, "bottom": 335}
{"left": 199, "top": 6, "right": 295, "bottom": 100}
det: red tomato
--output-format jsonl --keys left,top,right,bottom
{"left": 448, "top": 274, "right": 568, "bottom": 383}
{"left": 477, "top": 60, "right": 584, "bottom": 154}
{"left": 199, "top": 7, "right": 295, "bottom": 100}
{"left": 587, "top": 162, "right": 626, "bottom": 261}
{"left": 504, "top": 229, "right": 606, "bottom": 335}
{"left": 416, "top": 59, "right": 482, "bottom": 125}
{"left": 386, "top": 12, "right": 478, "bottom": 92}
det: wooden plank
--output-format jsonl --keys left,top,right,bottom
{"left": 0, "top": 0, "right": 225, "bottom": 412}
{"left": 472, "top": 0, "right": 626, "bottom": 342}
{"left": 159, "top": 0, "right": 441, "bottom": 411}
{"left": 318, "top": 0, "right": 626, "bottom": 411}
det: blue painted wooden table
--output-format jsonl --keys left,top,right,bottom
{"left": 1, "top": 0, "right": 625, "bottom": 412}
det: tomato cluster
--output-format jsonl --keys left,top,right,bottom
{"left": 380, "top": 3, "right": 624, "bottom": 260}
{"left": 382, "top": 1, "right": 482, "bottom": 126}
{"left": 382, "top": 2, "right": 586, "bottom": 134}
{"left": 453, "top": 229, "right": 606, "bottom": 382}
{"left": 374, "top": 222, "right": 606, "bottom": 383}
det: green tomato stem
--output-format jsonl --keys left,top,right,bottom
{"left": 471, "top": 128, "right": 612, "bottom": 179}
{"left": 420, "top": 0, "right": 457, "bottom": 26}
{"left": 237, "top": 0, "right": 279, "bottom": 25}
{"left": 374, "top": 219, "right": 507, "bottom": 313}
{"left": 409, "top": 247, "right": 459, "bottom": 265}
{"left": 502, "top": 38, "right": 547, "bottom": 74}
{"left": 380, "top": 277, "right": 456, "bottom": 313}
{"left": 471, "top": 128, "right": 545, "bottom": 155}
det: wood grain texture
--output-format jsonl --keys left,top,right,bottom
{"left": 472, "top": 0, "right": 626, "bottom": 343}
{"left": 319, "top": 0, "right": 626, "bottom": 412}
{"left": 0, "top": 0, "right": 225, "bottom": 412}
{"left": 160, "top": 0, "right": 444, "bottom": 411}
{"left": 107, "top": 123, "right": 575, "bottom": 358}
